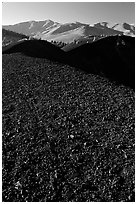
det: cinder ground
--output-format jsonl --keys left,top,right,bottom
{"left": 2, "top": 53, "right": 135, "bottom": 202}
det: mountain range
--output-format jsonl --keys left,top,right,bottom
{"left": 3, "top": 20, "right": 135, "bottom": 43}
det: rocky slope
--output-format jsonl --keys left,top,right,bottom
{"left": 3, "top": 53, "right": 135, "bottom": 202}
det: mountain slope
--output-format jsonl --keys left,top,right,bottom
{"left": 112, "top": 23, "right": 135, "bottom": 36}
{"left": 3, "top": 20, "right": 59, "bottom": 36}
{"left": 94, "top": 22, "right": 135, "bottom": 36}
{"left": 2, "top": 29, "right": 29, "bottom": 46}
{"left": 3, "top": 20, "right": 135, "bottom": 43}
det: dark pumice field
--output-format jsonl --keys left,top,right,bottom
{"left": 3, "top": 52, "right": 134, "bottom": 201}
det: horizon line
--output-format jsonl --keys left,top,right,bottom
{"left": 2, "top": 18, "right": 135, "bottom": 26}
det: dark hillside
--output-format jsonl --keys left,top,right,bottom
{"left": 67, "top": 35, "right": 135, "bottom": 89}
{"left": 2, "top": 29, "right": 29, "bottom": 46}
{"left": 3, "top": 53, "right": 134, "bottom": 202}
{"left": 2, "top": 35, "right": 135, "bottom": 89}
{"left": 2, "top": 39, "right": 67, "bottom": 63}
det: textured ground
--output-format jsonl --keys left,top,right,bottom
{"left": 2, "top": 53, "right": 135, "bottom": 202}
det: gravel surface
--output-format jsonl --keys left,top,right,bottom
{"left": 2, "top": 53, "right": 135, "bottom": 202}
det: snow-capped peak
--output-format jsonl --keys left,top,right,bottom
{"left": 2, "top": 20, "right": 135, "bottom": 43}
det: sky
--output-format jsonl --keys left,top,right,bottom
{"left": 2, "top": 2, "right": 135, "bottom": 25}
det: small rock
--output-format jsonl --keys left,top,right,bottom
{"left": 55, "top": 170, "right": 57, "bottom": 178}
{"left": 69, "top": 134, "right": 74, "bottom": 139}
{"left": 15, "top": 181, "right": 22, "bottom": 189}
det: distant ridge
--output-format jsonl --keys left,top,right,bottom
{"left": 3, "top": 20, "right": 135, "bottom": 43}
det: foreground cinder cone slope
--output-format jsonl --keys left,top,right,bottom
{"left": 2, "top": 52, "right": 135, "bottom": 202}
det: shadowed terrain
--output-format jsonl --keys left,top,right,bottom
{"left": 2, "top": 35, "right": 135, "bottom": 89}
{"left": 2, "top": 39, "right": 67, "bottom": 63}
{"left": 67, "top": 35, "right": 135, "bottom": 89}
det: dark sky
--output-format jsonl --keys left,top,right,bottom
{"left": 2, "top": 2, "right": 135, "bottom": 25}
